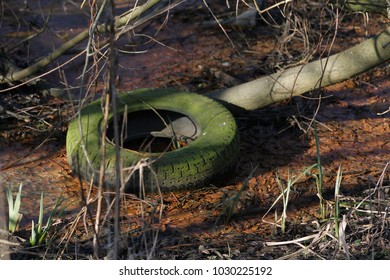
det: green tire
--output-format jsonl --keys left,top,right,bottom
{"left": 66, "top": 88, "right": 239, "bottom": 194}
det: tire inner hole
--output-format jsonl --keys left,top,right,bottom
{"left": 106, "top": 109, "right": 200, "bottom": 153}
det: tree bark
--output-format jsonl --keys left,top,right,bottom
{"left": 206, "top": 26, "right": 390, "bottom": 112}
{"left": 331, "top": 0, "right": 390, "bottom": 18}
{"left": 0, "top": 0, "right": 164, "bottom": 85}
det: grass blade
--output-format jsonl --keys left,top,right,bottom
{"left": 334, "top": 165, "right": 342, "bottom": 239}
{"left": 38, "top": 192, "right": 44, "bottom": 235}
{"left": 6, "top": 183, "right": 23, "bottom": 233}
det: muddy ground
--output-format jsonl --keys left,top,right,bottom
{"left": 0, "top": 1, "right": 389, "bottom": 259}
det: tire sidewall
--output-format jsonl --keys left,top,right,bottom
{"left": 66, "top": 88, "right": 239, "bottom": 193}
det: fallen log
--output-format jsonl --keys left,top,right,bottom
{"left": 206, "top": 26, "right": 390, "bottom": 112}
{"left": 0, "top": 0, "right": 167, "bottom": 85}
{"left": 1, "top": 0, "right": 389, "bottom": 113}
{"left": 331, "top": 0, "right": 390, "bottom": 17}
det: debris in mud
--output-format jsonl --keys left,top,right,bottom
{"left": 0, "top": 1, "right": 389, "bottom": 260}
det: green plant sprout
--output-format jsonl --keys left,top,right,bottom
{"left": 6, "top": 183, "right": 23, "bottom": 233}
{"left": 263, "top": 164, "right": 317, "bottom": 233}
{"left": 277, "top": 172, "right": 292, "bottom": 234}
{"left": 334, "top": 165, "right": 343, "bottom": 239}
{"left": 29, "top": 192, "right": 66, "bottom": 246}
{"left": 313, "top": 122, "right": 326, "bottom": 219}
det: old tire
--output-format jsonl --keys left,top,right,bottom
{"left": 66, "top": 88, "right": 239, "bottom": 194}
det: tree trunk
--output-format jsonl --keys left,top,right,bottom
{"left": 206, "top": 26, "right": 390, "bottom": 112}
{"left": 0, "top": 0, "right": 164, "bottom": 85}
{"left": 332, "top": 0, "right": 390, "bottom": 17}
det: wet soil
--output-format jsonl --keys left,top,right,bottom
{"left": 0, "top": 1, "right": 389, "bottom": 259}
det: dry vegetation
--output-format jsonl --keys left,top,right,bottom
{"left": 0, "top": 0, "right": 389, "bottom": 260}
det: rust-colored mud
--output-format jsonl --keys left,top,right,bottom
{"left": 1, "top": 1, "right": 389, "bottom": 259}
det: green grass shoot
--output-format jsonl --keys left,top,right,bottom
{"left": 6, "top": 183, "right": 23, "bottom": 233}
{"left": 313, "top": 122, "right": 326, "bottom": 219}
{"left": 29, "top": 192, "right": 66, "bottom": 246}
{"left": 334, "top": 165, "right": 342, "bottom": 239}
{"left": 263, "top": 164, "right": 317, "bottom": 233}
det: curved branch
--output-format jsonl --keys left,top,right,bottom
{"left": 0, "top": 0, "right": 163, "bottom": 84}
{"left": 331, "top": 0, "right": 390, "bottom": 17}
{"left": 207, "top": 26, "right": 390, "bottom": 112}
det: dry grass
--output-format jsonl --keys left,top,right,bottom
{"left": 1, "top": 0, "right": 389, "bottom": 260}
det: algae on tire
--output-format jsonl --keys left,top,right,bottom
{"left": 66, "top": 88, "right": 240, "bottom": 194}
